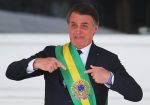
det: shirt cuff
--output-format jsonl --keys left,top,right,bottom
{"left": 104, "top": 72, "right": 114, "bottom": 88}
{"left": 26, "top": 59, "right": 36, "bottom": 74}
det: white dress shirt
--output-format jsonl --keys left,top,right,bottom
{"left": 77, "top": 43, "right": 92, "bottom": 66}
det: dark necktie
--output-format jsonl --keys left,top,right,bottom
{"left": 77, "top": 50, "right": 82, "bottom": 55}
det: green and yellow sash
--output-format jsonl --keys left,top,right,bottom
{"left": 55, "top": 43, "right": 97, "bottom": 105}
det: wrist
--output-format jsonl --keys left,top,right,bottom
{"left": 106, "top": 72, "right": 113, "bottom": 85}
{"left": 33, "top": 58, "right": 41, "bottom": 70}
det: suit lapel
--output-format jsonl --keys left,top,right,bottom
{"left": 85, "top": 42, "right": 98, "bottom": 70}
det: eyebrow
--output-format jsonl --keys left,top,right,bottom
{"left": 81, "top": 22, "right": 88, "bottom": 25}
{"left": 70, "top": 21, "right": 88, "bottom": 25}
{"left": 70, "top": 21, "right": 75, "bottom": 24}
{"left": 69, "top": 21, "right": 90, "bottom": 26}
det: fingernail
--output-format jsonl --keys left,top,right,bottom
{"left": 62, "top": 66, "right": 66, "bottom": 70}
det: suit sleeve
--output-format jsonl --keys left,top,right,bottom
{"left": 6, "top": 46, "right": 55, "bottom": 81}
{"left": 110, "top": 55, "right": 143, "bottom": 102}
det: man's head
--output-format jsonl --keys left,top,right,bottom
{"left": 66, "top": 3, "right": 99, "bottom": 49}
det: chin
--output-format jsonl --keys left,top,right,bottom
{"left": 75, "top": 44, "right": 85, "bottom": 49}
{"left": 72, "top": 41, "right": 86, "bottom": 48}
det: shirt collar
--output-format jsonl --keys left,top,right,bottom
{"left": 77, "top": 43, "right": 92, "bottom": 55}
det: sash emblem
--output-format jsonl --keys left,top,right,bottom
{"left": 71, "top": 80, "right": 90, "bottom": 100}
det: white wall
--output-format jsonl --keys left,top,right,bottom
{"left": 0, "top": 34, "right": 150, "bottom": 105}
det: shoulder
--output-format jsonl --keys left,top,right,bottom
{"left": 43, "top": 45, "right": 56, "bottom": 52}
{"left": 40, "top": 45, "right": 56, "bottom": 57}
{"left": 28, "top": 45, "right": 56, "bottom": 59}
{"left": 93, "top": 44, "right": 122, "bottom": 70}
{"left": 93, "top": 44, "right": 118, "bottom": 58}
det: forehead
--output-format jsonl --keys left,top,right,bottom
{"left": 69, "top": 12, "right": 94, "bottom": 24}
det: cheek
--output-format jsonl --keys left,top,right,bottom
{"left": 69, "top": 34, "right": 76, "bottom": 42}
{"left": 68, "top": 26, "right": 72, "bottom": 33}
{"left": 68, "top": 29, "right": 74, "bottom": 37}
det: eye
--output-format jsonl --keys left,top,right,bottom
{"left": 81, "top": 24, "right": 88, "bottom": 29}
{"left": 69, "top": 23, "right": 77, "bottom": 29}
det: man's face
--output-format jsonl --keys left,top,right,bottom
{"left": 67, "top": 12, "right": 98, "bottom": 49}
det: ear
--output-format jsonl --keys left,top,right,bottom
{"left": 93, "top": 25, "right": 99, "bottom": 35}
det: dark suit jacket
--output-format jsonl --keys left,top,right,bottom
{"left": 6, "top": 43, "right": 143, "bottom": 105}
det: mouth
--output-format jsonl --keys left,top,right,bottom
{"left": 74, "top": 36, "right": 84, "bottom": 40}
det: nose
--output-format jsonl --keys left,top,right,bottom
{"left": 76, "top": 27, "right": 82, "bottom": 35}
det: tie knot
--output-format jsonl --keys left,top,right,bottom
{"left": 77, "top": 50, "right": 82, "bottom": 55}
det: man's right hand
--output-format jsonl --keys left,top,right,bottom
{"left": 33, "top": 57, "right": 66, "bottom": 73}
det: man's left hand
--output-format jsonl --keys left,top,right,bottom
{"left": 85, "top": 65, "right": 110, "bottom": 84}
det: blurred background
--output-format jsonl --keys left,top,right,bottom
{"left": 0, "top": 0, "right": 150, "bottom": 105}
{"left": 0, "top": 0, "right": 149, "bottom": 34}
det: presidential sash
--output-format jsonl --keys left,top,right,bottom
{"left": 55, "top": 43, "right": 97, "bottom": 105}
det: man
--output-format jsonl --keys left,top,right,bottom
{"left": 6, "top": 3, "right": 143, "bottom": 105}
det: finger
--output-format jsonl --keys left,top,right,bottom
{"left": 91, "top": 74, "right": 96, "bottom": 80}
{"left": 53, "top": 62, "right": 58, "bottom": 70}
{"left": 56, "top": 60, "right": 66, "bottom": 70}
{"left": 84, "top": 69, "right": 94, "bottom": 74}
{"left": 52, "top": 61, "right": 59, "bottom": 70}
{"left": 52, "top": 58, "right": 66, "bottom": 70}
{"left": 90, "top": 65, "right": 99, "bottom": 69}
{"left": 90, "top": 73, "right": 94, "bottom": 77}
{"left": 48, "top": 64, "right": 53, "bottom": 73}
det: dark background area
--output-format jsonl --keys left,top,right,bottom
{"left": 0, "top": 0, "right": 149, "bottom": 34}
